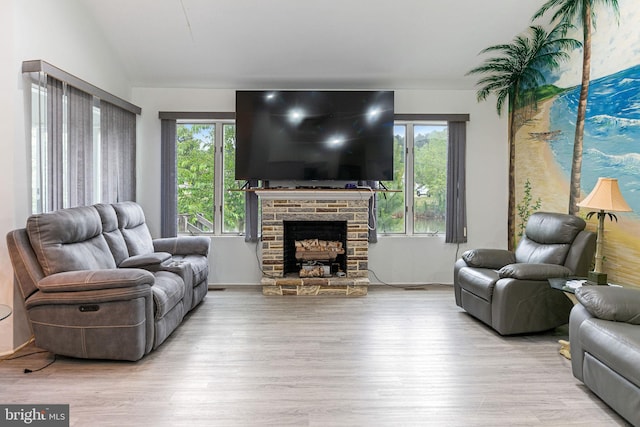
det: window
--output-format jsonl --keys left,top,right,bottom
{"left": 25, "top": 61, "right": 140, "bottom": 214}
{"left": 163, "top": 112, "right": 467, "bottom": 242}
{"left": 175, "top": 120, "right": 244, "bottom": 235}
{"left": 377, "top": 121, "right": 448, "bottom": 235}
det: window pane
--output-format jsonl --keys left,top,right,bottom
{"left": 414, "top": 124, "right": 447, "bottom": 234}
{"left": 376, "top": 125, "right": 406, "bottom": 233}
{"left": 177, "top": 123, "right": 215, "bottom": 233}
{"left": 222, "top": 124, "right": 245, "bottom": 233}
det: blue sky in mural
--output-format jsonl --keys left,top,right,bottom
{"left": 547, "top": 0, "right": 640, "bottom": 88}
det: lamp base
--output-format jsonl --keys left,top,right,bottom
{"left": 586, "top": 271, "right": 608, "bottom": 286}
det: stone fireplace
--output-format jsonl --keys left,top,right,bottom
{"left": 256, "top": 189, "right": 372, "bottom": 296}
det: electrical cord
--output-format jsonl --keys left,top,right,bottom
{"left": 367, "top": 268, "right": 449, "bottom": 289}
{"left": 254, "top": 238, "right": 280, "bottom": 278}
{"left": 24, "top": 355, "right": 57, "bottom": 374}
{"left": 0, "top": 344, "right": 57, "bottom": 374}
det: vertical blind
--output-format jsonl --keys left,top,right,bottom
{"left": 25, "top": 61, "right": 140, "bottom": 213}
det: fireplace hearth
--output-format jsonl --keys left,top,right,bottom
{"left": 256, "top": 189, "right": 372, "bottom": 296}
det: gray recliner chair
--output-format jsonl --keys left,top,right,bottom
{"left": 454, "top": 212, "right": 596, "bottom": 335}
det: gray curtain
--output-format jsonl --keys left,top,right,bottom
{"left": 67, "top": 86, "right": 93, "bottom": 207}
{"left": 161, "top": 119, "right": 178, "bottom": 237}
{"left": 445, "top": 121, "right": 467, "bottom": 243}
{"left": 37, "top": 71, "right": 138, "bottom": 213}
{"left": 101, "top": 100, "right": 136, "bottom": 203}
{"left": 46, "top": 76, "right": 64, "bottom": 211}
{"left": 244, "top": 180, "right": 259, "bottom": 242}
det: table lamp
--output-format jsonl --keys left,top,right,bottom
{"left": 577, "top": 177, "right": 632, "bottom": 285}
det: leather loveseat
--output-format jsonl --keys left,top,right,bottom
{"left": 570, "top": 285, "right": 640, "bottom": 426}
{"left": 6, "top": 201, "right": 210, "bottom": 361}
{"left": 454, "top": 212, "right": 596, "bottom": 335}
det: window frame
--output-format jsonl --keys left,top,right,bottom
{"left": 377, "top": 120, "right": 449, "bottom": 237}
{"left": 173, "top": 116, "right": 244, "bottom": 236}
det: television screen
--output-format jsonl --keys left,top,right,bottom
{"left": 235, "top": 90, "right": 394, "bottom": 181}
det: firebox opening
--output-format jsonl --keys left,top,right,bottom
{"left": 283, "top": 220, "right": 348, "bottom": 277}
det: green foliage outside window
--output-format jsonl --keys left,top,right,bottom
{"left": 177, "top": 123, "right": 245, "bottom": 234}
{"left": 376, "top": 128, "right": 406, "bottom": 233}
{"left": 222, "top": 125, "right": 245, "bottom": 233}
{"left": 414, "top": 126, "right": 447, "bottom": 233}
{"left": 177, "top": 124, "right": 215, "bottom": 232}
{"left": 376, "top": 124, "right": 447, "bottom": 234}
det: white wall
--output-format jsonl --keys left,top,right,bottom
{"left": 133, "top": 87, "right": 508, "bottom": 286}
{"left": 0, "top": 0, "right": 18, "bottom": 355}
{"left": 0, "top": 0, "right": 132, "bottom": 353}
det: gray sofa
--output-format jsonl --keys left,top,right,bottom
{"left": 570, "top": 286, "right": 640, "bottom": 426}
{"left": 454, "top": 212, "right": 596, "bottom": 335}
{"left": 6, "top": 201, "right": 210, "bottom": 361}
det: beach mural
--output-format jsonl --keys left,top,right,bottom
{"left": 522, "top": 0, "right": 640, "bottom": 287}
{"left": 474, "top": 0, "right": 640, "bottom": 287}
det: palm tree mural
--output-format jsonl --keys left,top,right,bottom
{"left": 468, "top": 24, "right": 580, "bottom": 250}
{"left": 533, "top": 0, "right": 620, "bottom": 215}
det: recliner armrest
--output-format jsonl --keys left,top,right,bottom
{"left": 37, "top": 269, "right": 155, "bottom": 293}
{"left": 462, "top": 249, "right": 515, "bottom": 269}
{"left": 153, "top": 236, "right": 210, "bottom": 256}
{"left": 576, "top": 286, "right": 640, "bottom": 325}
{"left": 498, "top": 263, "right": 571, "bottom": 280}
{"left": 119, "top": 252, "right": 172, "bottom": 268}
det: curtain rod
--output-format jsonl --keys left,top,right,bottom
{"left": 22, "top": 60, "right": 141, "bottom": 115}
{"left": 394, "top": 113, "right": 469, "bottom": 122}
{"left": 159, "top": 112, "right": 470, "bottom": 122}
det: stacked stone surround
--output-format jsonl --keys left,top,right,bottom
{"left": 256, "top": 190, "right": 372, "bottom": 296}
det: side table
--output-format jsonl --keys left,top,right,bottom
{"left": 549, "top": 277, "right": 586, "bottom": 359}
{"left": 548, "top": 277, "right": 612, "bottom": 359}
{"left": 0, "top": 304, "right": 11, "bottom": 321}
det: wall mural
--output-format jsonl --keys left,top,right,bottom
{"left": 471, "top": 0, "right": 640, "bottom": 287}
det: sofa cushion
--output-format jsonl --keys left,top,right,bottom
{"left": 151, "top": 271, "right": 185, "bottom": 320}
{"left": 576, "top": 286, "right": 640, "bottom": 325}
{"left": 27, "top": 206, "right": 116, "bottom": 276}
{"left": 94, "top": 203, "right": 130, "bottom": 265}
{"left": 112, "top": 202, "right": 155, "bottom": 256}
{"left": 458, "top": 267, "right": 499, "bottom": 301}
{"left": 524, "top": 212, "right": 586, "bottom": 244}
{"left": 515, "top": 236, "right": 571, "bottom": 265}
{"left": 515, "top": 212, "right": 586, "bottom": 265}
{"left": 579, "top": 318, "right": 640, "bottom": 389}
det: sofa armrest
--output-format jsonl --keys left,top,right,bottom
{"left": 119, "top": 252, "right": 172, "bottom": 268}
{"left": 37, "top": 269, "right": 155, "bottom": 293}
{"left": 153, "top": 236, "right": 210, "bottom": 256}
{"left": 569, "top": 303, "right": 594, "bottom": 381}
{"left": 576, "top": 286, "right": 640, "bottom": 325}
{"left": 461, "top": 249, "right": 515, "bottom": 269}
{"left": 498, "top": 263, "right": 572, "bottom": 280}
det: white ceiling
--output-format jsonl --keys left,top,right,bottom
{"left": 82, "top": 0, "right": 547, "bottom": 90}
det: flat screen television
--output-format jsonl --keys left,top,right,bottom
{"left": 235, "top": 90, "right": 394, "bottom": 182}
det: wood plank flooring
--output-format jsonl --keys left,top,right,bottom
{"left": 0, "top": 285, "right": 630, "bottom": 426}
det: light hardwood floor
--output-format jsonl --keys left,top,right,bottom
{"left": 0, "top": 285, "right": 629, "bottom": 426}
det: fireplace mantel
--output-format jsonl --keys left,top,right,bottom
{"left": 255, "top": 189, "right": 374, "bottom": 201}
